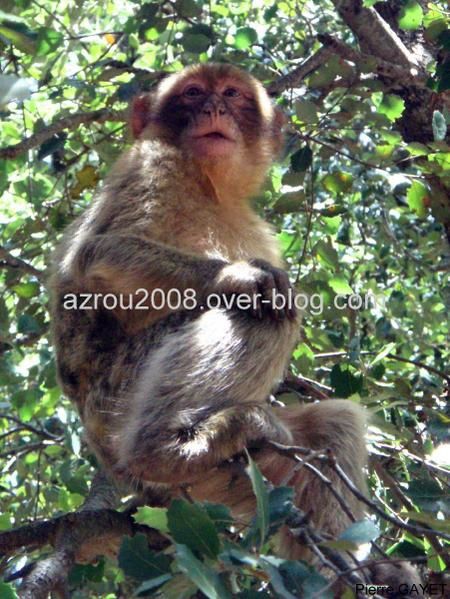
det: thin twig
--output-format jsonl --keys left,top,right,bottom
{"left": 0, "top": 247, "right": 43, "bottom": 280}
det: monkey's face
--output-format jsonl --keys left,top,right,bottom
{"left": 132, "top": 64, "right": 285, "bottom": 166}
{"left": 169, "top": 78, "right": 250, "bottom": 159}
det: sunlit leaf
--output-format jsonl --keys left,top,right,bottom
{"left": 407, "top": 180, "right": 428, "bottom": 218}
{"left": 398, "top": 1, "right": 423, "bottom": 31}
{"left": 234, "top": 27, "right": 257, "bottom": 50}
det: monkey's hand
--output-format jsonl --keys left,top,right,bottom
{"left": 118, "top": 405, "right": 292, "bottom": 486}
{"left": 210, "top": 260, "right": 296, "bottom": 320}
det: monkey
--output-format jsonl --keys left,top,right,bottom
{"left": 50, "top": 63, "right": 420, "bottom": 592}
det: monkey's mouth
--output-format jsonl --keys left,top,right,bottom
{"left": 190, "top": 127, "right": 237, "bottom": 158}
{"left": 195, "top": 130, "right": 234, "bottom": 141}
{"left": 203, "top": 132, "right": 227, "bottom": 139}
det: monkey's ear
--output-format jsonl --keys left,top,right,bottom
{"left": 271, "top": 106, "right": 288, "bottom": 156}
{"left": 273, "top": 105, "right": 288, "bottom": 130}
{"left": 130, "top": 94, "right": 152, "bottom": 139}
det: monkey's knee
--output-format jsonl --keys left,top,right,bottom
{"left": 116, "top": 402, "right": 292, "bottom": 485}
{"left": 283, "top": 400, "right": 367, "bottom": 459}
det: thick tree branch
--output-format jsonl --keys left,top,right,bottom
{"left": 0, "top": 509, "right": 134, "bottom": 556}
{"left": 317, "top": 33, "right": 423, "bottom": 85}
{"left": 0, "top": 109, "right": 124, "bottom": 160}
{"left": 1, "top": 470, "right": 166, "bottom": 597}
{"left": 330, "top": 0, "right": 419, "bottom": 69}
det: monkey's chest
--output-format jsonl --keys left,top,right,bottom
{"left": 154, "top": 210, "right": 282, "bottom": 266}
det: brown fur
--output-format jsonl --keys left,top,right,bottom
{"left": 50, "top": 64, "right": 369, "bottom": 569}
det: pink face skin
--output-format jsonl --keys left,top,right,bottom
{"left": 179, "top": 79, "right": 252, "bottom": 160}
{"left": 189, "top": 119, "right": 238, "bottom": 159}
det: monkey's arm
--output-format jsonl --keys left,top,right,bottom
{"left": 62, "top": 234, "right": 295, "bottom": 322}
{"left": 66, "top": 234, "right": 225, "bottom": 297}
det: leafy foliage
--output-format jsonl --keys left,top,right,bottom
{"left": 0, "top": 0, "right": 449, "bottom": 596}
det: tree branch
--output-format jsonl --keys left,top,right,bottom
{"left": 0, "top": 247, "right": 43, "bottom": 280}
{"left": 317, "top": 33, "right": 423, "bottom": 85}
{"left": 330, "top": 0, "right": 419, "bottom": 69}
{"left": 0, "top": 108, "right": 124, "bottom": 160}
{"left": 268, "top": 46, "right": 333, "bottom": 95}
{"left": 1, "top": 470, "right": 167, "bottom": 597}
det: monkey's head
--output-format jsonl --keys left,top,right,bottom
{"left": 131, "top": 63, "right": 286, "bottom": 199}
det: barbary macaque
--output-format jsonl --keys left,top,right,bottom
{"left": 51, "top": 63, "right": 371, "bottom": 566}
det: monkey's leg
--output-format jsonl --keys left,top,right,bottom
{"left": 115, "top": 307, "right": 299, "bottom": 484}
{"left": 188, "top": 402, "right": 423, "bottom": 595}
{"left": 259, "top": 400, "right": 367, "bottom": 560}
{"left": 188, "top": 401, "right": 367, "bottom": 551}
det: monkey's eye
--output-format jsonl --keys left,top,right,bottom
{"left": 223, "top": 87, "right": 240, "bottom": 98}
{"left": 183, "top": 86, "right": 204, "bottom": 97}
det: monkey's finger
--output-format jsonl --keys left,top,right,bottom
{"left": 257, "top": 271, "right": 281, "bottom": 319}
{"left": 245, "top": 281, "right": 263, "bottom": 319}
{"left": 265, "top": 271, "right": 289, "bottom": 320}
{"left": 275, "top": 270, "right": 297, "bottom": 320}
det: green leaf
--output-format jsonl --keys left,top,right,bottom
{"left": 176, "top": 544, "right": 231, "bottom": 598}
{"left": 134, "top": 506, "right": 169, "bottom": 533}
{"left": 330, "top": 364, "right": 363, "bottom": 397}
{"left": 406, "top": 180, "right": 428, "bottom": 218}
{"left": 69, "top": 561, "right": 105, "bottom": 585}
{"left": 135, "top": 574, "right": 173, "bottom": 595}
{"left": 246, "top": 456, "right": 269, "bottom": 545}
{"left": 181, "top": 30, "right": 211, "bottom": 53}
{"left": 398, "top": 1, "right": 423, "bottom": 31}
{"left": 280, "top": 561, "right": 332, "bottom": 598}
{"left": 290, "top": 146, "right": 312, "bottom": 172}
{"left": 17, "top": 314, "right": 40, "bottom": 334}
{"left": 268, "top": 486, "right": 294, "bottom": 529}
{"left": 0, "top": 513, "right": 11, "bottom": 530}
{"left": 403, "top": 512, "right": 450, "bottom": 533}
{"left": 260, "top": 559, "right": 297, "bottom": 599}
{"left": 370, "top": 342, "right": 396, "bottom": 367}
{"left": 328, "top": 276, "right": 353, "bottom": 295}
{"left": 118, "top": 534, "right": 171, "bottom": 581}
{"left": 432, "top": 110, "right": 447, "bottom": 141}
{"left": 36, "top": 27, "right": 63, "bottom": 56}
{"left": 274, "top": 191, "right": 306, "bottom": 213}
{"left": 315, "top": 239, "right": 338, "bottom": 270}
{"left": 167, "top": 499, "right": 221, "bottom": 559}
{"left": 264, "top": 4, "right": 278, "bottom": 21}
{"left": 375, "top": 94, "right": 405, "bottom": 121}
{"left": 339, "top": 519, "right": 380, "bottom": 544}
{"left": 12, "top": 281, "right": 40, "bottom": 299}
{"left": 202, "top": 502, "right": 233, "bottom": 532}
{"left": 295, "top": 99, "right": 318, "bottom": 124}
{"left": 323, "top": 172, "right": 353, "bottom": 195}
{"left": 323, "top": 215, "right": 342, "bottom": 235}
{"left": 406, "top": 479, "right": 446, "bottom": 509}
{"left": 0, "top": 582, "right": 19, "bottom": 599}
{"left": 0, "top": 22, "right": 37, "bottom": 54}
{"left": 234, "top": 27, "right": 257, "bottom": 50}
{"left": 175, "top": 0, "right": 202, "bottom": 18}
{"left": 407, "top": 142, "right": 429, "bottom": 156}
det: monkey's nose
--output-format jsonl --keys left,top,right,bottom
{"left": 202, "top": 102, "right": 227, "bottom": 116}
